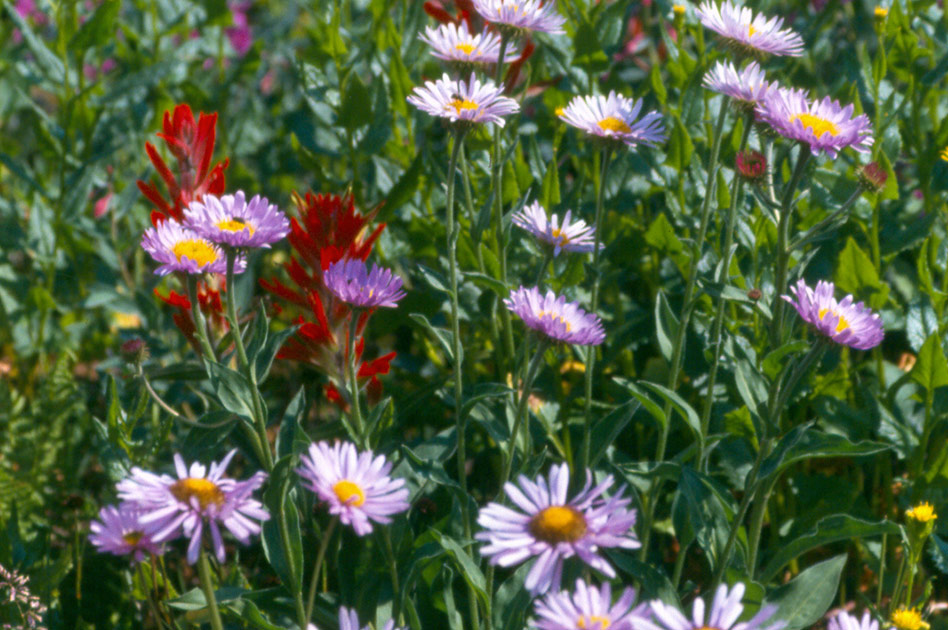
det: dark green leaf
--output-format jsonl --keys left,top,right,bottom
{"left": 761, "top": 554, "right": 846, "bottom": 630}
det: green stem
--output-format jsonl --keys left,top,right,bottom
{"left": 224, "top": 251, "right": 274, "bottom": 471}
{"left": 581, "top": 147, "right": 612, "bottom": 470}
{"left": 277, "top": 504, "right": 308, "bottom": 630}
{"left": 137, "top": 561, "right": 166, "bottom": 630}
{"left": 186, "top": 276, "right": 218, "bottom": 361}
{"left": 445, "top": 131, "right": 480, "bottom": 630}
{"left": 197, "top": 548, "right": 224, "bottom": 630}
{"left": 381, "top": 529, "right": 402, "bottom": 622}
{"left": 347, "top": 312, "right": 366, "bottom": 447}
{"left": 499, "top": 340, "right": 549, "bottom": 492}
{"left": 697, "top": 116, "right": 754, "bottom": 472}
{"left": 492, "top": 33, "right": 516, "bottom": 369}
{"left": 305, "top": 516, "right": 338, "bottom": 624}
{"left": 771, "top": 148, "right": 810, "bottom": 346}
{"left": 639, "top": 100, "right": 730, "bottom": 560}
{"left": 876, "top": 533, "right": 887, "bottom": 609}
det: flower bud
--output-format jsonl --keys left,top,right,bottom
{"left": 736, "top": 150, "right": 767, "bottom": 183}
{"left": 858, "top": 161, "right": 888, "bottom": 193}
{"left": 120, "top": 338, "right": 148, "bottom": 365}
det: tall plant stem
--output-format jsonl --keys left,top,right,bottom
{"left": 186, "top": 276, "right": 218, "bottom": 361}
{"left": 500, "top": 339, "right": 549, "bottom": 492}
{"left": 492, "top": 33, "right": 516, "bottom": 368}
{"left": 197, "top": 549, "right": 224, "bottom": 630}
{"left": 581, "top": 147, "right": 612, "bottom": 470}
{"left": 697, "top": 116, "right": 754, "bottom": 472}
{"left": 770, "top": 148, "right": 810, "bottom": 346}
{"left": 224, "top": 251, "right": 274, "bottom": 472}
{"left": 445, "top": 130, "right": 480, "bottom": 630}
{"left": 137, "top": 561, "right": 167, "bottom": 630}
{"left": 305, "top": 516, "right": 338, "bottom": 624}
{"left": 639, "top": 100, "right": 730, "bottom": 560}
{"left": 347, "top": 312, "right": 366, "bottom": 447}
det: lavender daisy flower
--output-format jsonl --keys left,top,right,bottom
{"left": 141, "top": 219, "right": 241, "bottom": 276}
{"left": 89, "top": 505, "right": 164, "bottom": 562}
{"left": 116, "top": 450, "right": 269, "bottom": 565}
{"left": 782, "top": 279, "right": 883, "bottom": 350}
{"left": 340, "top": 606, "right": 406, "bottom": 630}
{"left": 695, "top": 1, "right": 804, "bottom": 57}
{"left": 642, "top": 583, "right": 785, "bottom": 630}
{"left": 476, "top": 463, "right": 639, "bottom": 595}
{"left": 558, "top": 92, "right": 666, "bottom": 148}
{"left": 324, "top": 258, "right": 405, "bottom": 309}
{"left": 757, "top": 87, "right": 873, "bottom": 158}
{"left": 703, "top": 60, "right": 770, "bottom": 110}
{"left": 407, "top": 72, "right": 520, "bottom": 128}
{"left": 297, "top": 441, "right": 410, "bottom": 536}
{"left": 829, "top": 611, "right": 879, "bottom": 630}
{"left": 472, "top": 0, "right": 566, "bottom": 35}
{"left": 419, "top": 22, "right": 519, "bottom": 66}
{"left": 512, "top": 201, "right": 599, "bottom": 257}
{"left": 505, "top": 286, "right": 605, "bottom": 346}
{"left": 184, "top": 190, "right": 290, "bottom": 249}
{"left": 534, "top": 579, "right": 649, "bottom": 630}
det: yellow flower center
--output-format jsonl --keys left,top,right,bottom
{"left": 578, "top": 616, "right": 611, "bottom": 629}
{"left": 747, "top": 24, "right": 757, "bottom": 36}
{"left": 597, "top": 117, "right": 632, "bottom": 134}
{"left": 455, "top": 43, "right": 477, "bottom": 55}
{"left": 122, "top": 531, "right": 144, "bottom": 546}
{"left": 538, "top": 310, "right": 572, "bottom": 332}
{"left": 216, "top": 218, "right": 255, "bottom": 234}
{"left": 672, "top": 4, "right": 686, "bottom": 15}
{"left": 818, "top": 308, "right": 850, "bottom": 332}
{"left": 333, "top": 480, "right": 366, "bottom": 507}
{"left": 906, "top": 502, "right": 937, "bottom": 522}
{"left": 528, "top": 505, "right": 587, "bottom": 543}
{"left": 172, "top": 239, "right": 219, "bottom": 266}
{"left": 170, "top": 478, "right": 226, "bottom": 509}
{"left": 875, "top": 7, "right": 889, "bottom": 17}
{"left": 446, "top": 98, "right": 480, "bottom": 115}
{"left": 551, "top": 228, "right": 569, "bottom": 244}
{"left": 789, "top": 113, "right": 840, "bottom": 138}
{"left": 891, "top": 609, "right": 929, "bottom": 630}
{"left": 555, "top": 106, "right": 566, "bottom": 117}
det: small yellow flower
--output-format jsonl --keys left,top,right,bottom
{"left": 673, "top": 4, "right": 687, "bottom": 15}
{"left": 874, "top": 6, "right": 889, "bottom": 17}
{"left": 940, "top": 146, "right": 948, "bottom": 162}
{"left": 906, "top": 501, "right": 937, "bottom": 523}
{"left": 554, "top": 106, "right": 565, "bottom": 117}
{"left": 891, "top": 608, "right": 929, "bottom": 630}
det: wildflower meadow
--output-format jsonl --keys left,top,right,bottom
{"left": 2, "top": 0, "right": 948, "bottom": 628}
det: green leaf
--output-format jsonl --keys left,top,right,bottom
{"left": 650, "top": 64, "right": 668, "bottom": 106}
{"left": 654, "top": 290, "right": 680, "bottom": 364}
{"left": 638, "top": 381, "right": 701, "bottom": 438}
{"left": 437, "top": 534, "right": 488, "bottom": 610}
{"left": 605, "top": 551, "right": 680, "bottom": 606}
{"left": 70, "top": 0, "right": 120, "bottom": 51}
{"left": 760, "top": 426, "right": 890, "bottom": 481}
{"left": 337, "top": 72, "right": 372, "bottom": 131}
{"left": 665, "top": 114, "right": 694, "bottom": 171}
{"left": 588, "top": 400, "right": 640, "bottom": 467}
{"left": 261, "top": 457, "right": 304, "bottom": 593}
{"left": 761, "top": 554, "right": 846, "bottom": 630}
{"left": 572, "top": 21, "right": 609, "bottom": 73}
{"left": 760, "top": 515, "right": 898, "bottom": 582}
{"left": 276, "top": 387, "right": 309, "bottom": 460}
{"left": 409, "top": 313, "right": 456, "bottom": 363}
{"left": 928, "top": 533, "right": 948, "bottom": 575}
{"left": 540, "top": 148, "right": 561, "bottom": 208}
{"left": 911, "top": 333, "right": 948, "bottom": 393}
{"left": 877, "top": 152, "right": 899, "bottom": 201}
{"left": 835, "top": 236, "right": 889, "bottom": 310}
{"left": 644, "top": 213, "right": 688, "bottom": 277}
{"left": 672, "top": 467, "right": 732, "bottom": 571}
{"left": 205, "top": 360, "right": 256, "bottom": 420}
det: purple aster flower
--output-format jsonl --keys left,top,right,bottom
{"left": 89, "top": 505, "right": 164, "bottom": 562}
{"left": 116, "top": 450, "right": 270, "bottom": 565}
{"left": 756, "top": 87, "right": 873, "bottom": 158}
{"left": 703, "top": 60, "right": 770, "bottom": 109}
{"left": 339, "top": 606, "right": 406, "bottom": 630}
{"left": 476, "top": 463, "right": 639, "bottom": 595}
{"left": 141, "top": 219, "right": 242, "bottom": 276}
{"left": 641, "top": 583, "right": 785, "bottom": 630}
{"left": 184, "top": 190, "right": 290, "bottom": 249}
{"left": 505, "top": 286, "right": 605, "bottom": 346}
{"left": 534, "top": 579, "right": 649, "bottom": 630}
{"left": 324, "top": 258, "right": 405, "bottom": 309}
{"left": 297, "top": 441, "right": 410, "bottom": 536}
{"left": 512, "top": 201, "right": 599, "bottom": 257}
{"left": 695, "top": 1, "right": 804, "bottom": 57}
{"left": 829, "top": 611, "right": 879, "bottom": 630}
{"left": 407, "top": 72, "right": 520, "bottom": 128}
{"left": 558, "top": 92, "right": 666, "bottom": 148}
{"left": 782, "top": 279, "right": 883, "bottom": 350}
{"left": 419, "top": 22, "right": 519, "bottom": 66}
{"left": 472, "top": 0, "right": 566, "bottom": 34}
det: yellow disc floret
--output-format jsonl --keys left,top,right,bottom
{"left": 172, "top": 239, "right": 219, "bottom": 266}
{"left": 874, "top": 7, "right": 889, "bottom": 17}
{"left": 216, "top": 217, "right": 255, "bottom": 234}
{"left": 538, "top": 310, "right": 572, "bottom": 332}
{"left": 818, "top": 308, "right": 850, "bottom": 332}
{"left": 578, "top": 616, "right": 612, "bottom": 629}
{"left": 170, "top": 478, "right": 226, "bottom": 509}
{"left": 122, "top": 531, "right": 144, "bottom": 546}
{"left": 906, "top": 501, "right": 937, "bottom": 523}
{"left": 446, "top": 98, "right": 480, "bottom": 115}
{"left": 789, "top": 113, "right": 840, "bottom": 138}
{"left": 333, "top": 480, "right": 366, "bottom": 507}
{"left": 598, "top": 117, "right": 632, "bottom": 134}
{"left": 455, "top": 43, "right": 477, "bottom": 55}
{"left": 891, "top": 609, "right": 929, "bottom": 630}
{"left": 528, "top": 505, "right": 587, "bottom": 543}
